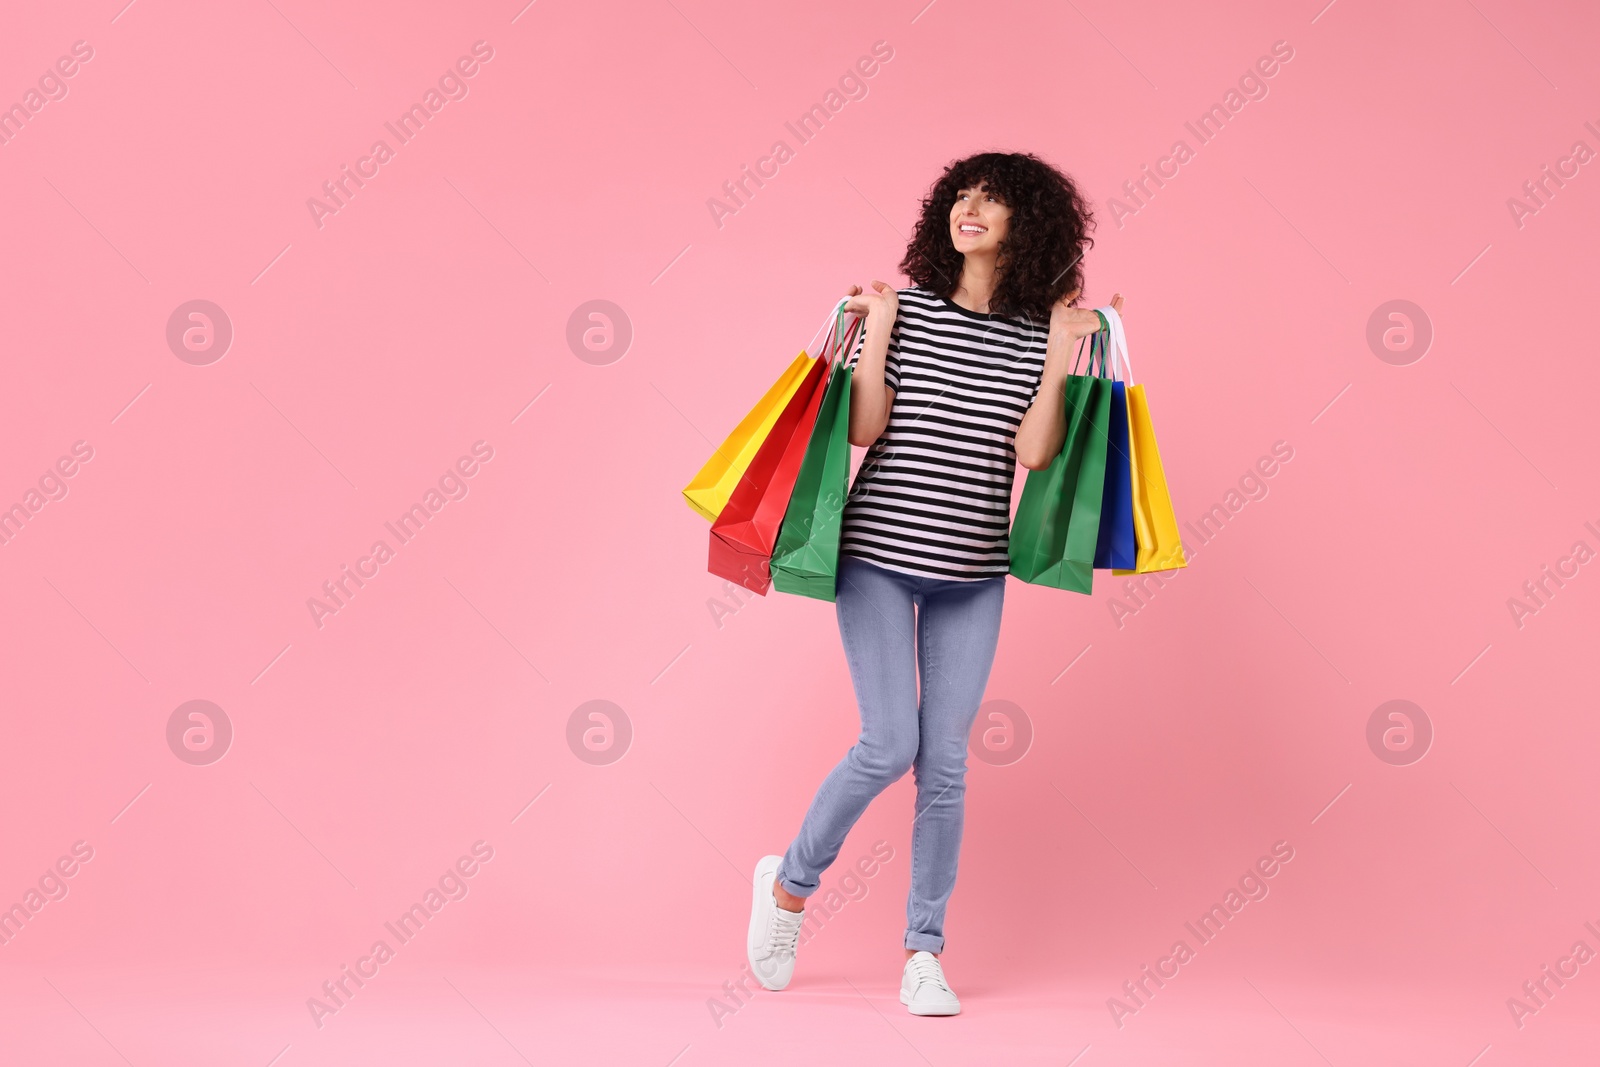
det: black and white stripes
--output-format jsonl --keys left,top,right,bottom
{"left": 840, "top": 287, "right": 1050, "bottom": 581}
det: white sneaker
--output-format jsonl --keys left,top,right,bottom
{"left": 747, "top": 855, "right": 804, "bottom": 991}
{"left": 900, "top": 951, "right": 961, "bottom": 1016}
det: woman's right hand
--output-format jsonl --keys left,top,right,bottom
{"left": 841, "top": 281, "right": 897, "bottom": 446}
{"left": 843, "top": 281, "right": 898, "bottom": 329}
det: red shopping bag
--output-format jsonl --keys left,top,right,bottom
{"left": 709, "top": 310, "right": 860, "bottom": 594}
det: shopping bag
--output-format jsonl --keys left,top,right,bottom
{"left": 1101, "top": 306, "right": 1188, "bottom": 574}
{"left": 682, "top": 352, "right": 813, "bottom": 522}
{"left": 1008, "top": 332, "right": 1114, "bottom": 593}
{"left": 708, "top": 357, "right": 829, "bottom": 593}
{"left": 1093, "top": 313, "right": 1137, "bottom": 571}
{"left": 770, "top": 356, "right": 854, "bottom": 602}
{"left": 709, "top": 311, "right": 860, "bottom": 594}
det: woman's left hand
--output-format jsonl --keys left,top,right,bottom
{"left": 1048, "top": 290, "right": 1123, "bottom": 342}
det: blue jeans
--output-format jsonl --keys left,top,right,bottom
{"left": 776, "top": 553, "right": 1006, "bottom": 953}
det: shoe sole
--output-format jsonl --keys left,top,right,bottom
{"left": 900, "top": 990, "right": 961, "bottom": 1016}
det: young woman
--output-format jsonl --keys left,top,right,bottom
{"left": 746, "top": 151, "right": 1121, "bottom": 1015}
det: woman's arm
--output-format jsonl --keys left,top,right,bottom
{"left": 1015, "top": 292, "right": 1124, "bottom": 470}
{"left": 842, "top": 281, "right": 899, "bottom": 448}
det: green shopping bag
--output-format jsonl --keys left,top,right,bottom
{"left": 1008, "top": 332, "right": 1115, "bottom": 593}
{"left": 771, "top": 358, "right": 853, "bottom": 602}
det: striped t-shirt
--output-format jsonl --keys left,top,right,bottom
{"left": 839, "top": 286, "right": 1051, "bottom": 581}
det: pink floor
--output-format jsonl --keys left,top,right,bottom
{"left": 12, "top": 959, "right": 1600, "bottom": 1067}
{"left": 5, "top": 964, "right": 1598, "bottom": 1065}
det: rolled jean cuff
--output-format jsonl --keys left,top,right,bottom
{"left": 904, "top": 931, "right": 945, "bottom": 953}
{"left": 775, "top": 863, "right": 818, "bottom": 899}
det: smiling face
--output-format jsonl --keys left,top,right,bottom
{"left": 948, "top": 181, "right": 1012, "bottom": 258}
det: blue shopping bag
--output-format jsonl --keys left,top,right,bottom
{"left": 1093, "top": 334, "right": 1137, "bottom": 570}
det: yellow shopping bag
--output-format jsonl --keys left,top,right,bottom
{"left": 1101, "top": 307, "right": 1187, "bottom": 575}
{"left": 1115, "top": 384, "right": 1187, "bottom": 574}
{"left": 682, "top": 351, "right": 814, "bottom": 522}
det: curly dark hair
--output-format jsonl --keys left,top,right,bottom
{"left": 897, "top": 151, "right": 1096, "bottom": 323}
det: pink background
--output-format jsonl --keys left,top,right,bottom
{"left": 2, "top": 0, "right": 1598, "bottom": 1063}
